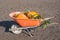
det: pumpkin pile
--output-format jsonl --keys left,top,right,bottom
{"left": 13, "top": 11, "right": 42, "bottom": 19}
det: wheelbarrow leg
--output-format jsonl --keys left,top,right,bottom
{"left": 26, "top": 29, "right": 33, "bottom": 37}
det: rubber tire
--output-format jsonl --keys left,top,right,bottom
{"left": 11, "top": 25, "right": 22, "bottom": 34}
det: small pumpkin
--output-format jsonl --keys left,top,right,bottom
{"left": 13, "top": 13, "right": 28, "bottom": 19}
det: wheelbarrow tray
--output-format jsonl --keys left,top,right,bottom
{"left": 14, "top": 19, "right": 41, "bottom": 27}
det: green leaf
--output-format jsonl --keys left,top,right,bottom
{"left": 24, "top": 12, "right": 27, "bottom": 16}
{"left": 35, "top": 15, "right": 40, "bottom": 19}
{"left": 41, "top": 19, "right": 51, "bottom": 29}
{"left": 42, "top": 24, "right": 47, "bottom": 29}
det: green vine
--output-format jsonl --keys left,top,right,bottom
{"left": 41, "top": 19, "right": 51, "bottom": 29}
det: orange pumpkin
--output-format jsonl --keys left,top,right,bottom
{"left": 13, "top": 13, "right": 28, "bottom": 19}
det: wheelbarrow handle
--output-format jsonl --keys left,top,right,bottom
{"left": 41, "top": 17, "right": 54, "bottom": 22}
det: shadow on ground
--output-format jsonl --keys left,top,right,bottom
{"left": 0, "top": 21, "right": 17, "bottom": 32}
{"left": 0, "top": 21, "right": 36, "bottom": 36}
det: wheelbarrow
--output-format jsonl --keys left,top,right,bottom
{"left": 9, "top": 12, "right": 54, "bottom": 37}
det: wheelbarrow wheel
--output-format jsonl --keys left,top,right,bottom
{"left": 11, "top": 24, "right": 22, "bottom": 34}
